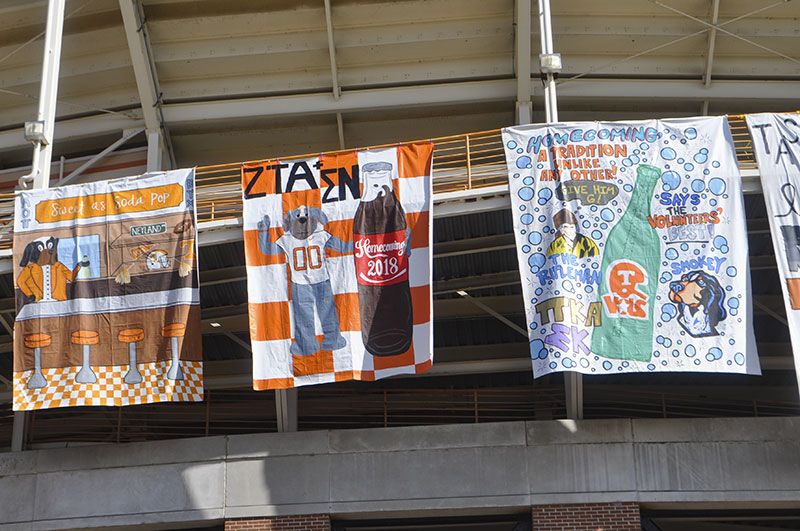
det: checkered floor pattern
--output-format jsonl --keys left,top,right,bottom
{"left": 13, "top": 360, "right": 203, "bottom": 410}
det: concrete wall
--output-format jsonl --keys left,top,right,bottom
{"left": 2, "top": 417, "right": 800, "bottom": 530}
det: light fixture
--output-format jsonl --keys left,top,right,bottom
{"left": 23, "top": 120, "right": 47, "bottom": 144}
{"left": 209, "top": 322, "right": 221, "bottom": 328}
{"left": 539, "top": 53, "right": 563, "bottom": 73}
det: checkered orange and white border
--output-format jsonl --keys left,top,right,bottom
{"left": 242, "top": 144, "right": 434, "bottom": 389}
{"left": 13, "top": 360, "right": 203, "bottom": 410}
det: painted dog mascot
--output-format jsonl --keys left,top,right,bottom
{"left": 17, "top": 236, "right": 89, "bottom": 304}
{"left": 258, "top": 206, "right": 353, "bottom": 356}
{"left": 669, "top": 270, "right": 727, "bottom": 337}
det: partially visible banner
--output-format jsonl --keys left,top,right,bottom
{"left": 242, "top": 144, "right": 433, "bottom": 389}
{"left": 746, "top": 113, "right": 800, "bottom": 388}
{"left": 13, "top": 169, "right": 202, "bottom": 410}
{"left": 503, "top": 116, "right": 760, "bottom": 377}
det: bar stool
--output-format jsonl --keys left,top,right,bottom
{"left": 25, "top": 333, "right": 50, "bottom": 389}
{"left": 119, "top": 328, "right": 144, "bottom": 384}
{"left": 72, "top": 330, "right": 99, "bottom": 384}
{"left": 162, "top": 323, "right": 185, "bottom": 380}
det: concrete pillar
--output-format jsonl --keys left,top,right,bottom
{"left": 531, "top": 502, "right": 641, "bottom": 531}
{"left": 225, "top": 515, "right": 331, "bottom": 531}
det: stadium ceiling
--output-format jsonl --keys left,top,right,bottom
{"left": 0, "top": 0, "right": 798, "bottom": 170}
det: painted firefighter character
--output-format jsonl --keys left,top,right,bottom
{"left": 669, "top": 270, "right": 727, "bottom": 337}
{"left": 546, "top": 208, "right": 599, "bottom": 258}
{"left": 258, "top": 205, "right": 353, "bottom": 356}
{"left": 17, "top": 236, "right": 89, "bottom": 303}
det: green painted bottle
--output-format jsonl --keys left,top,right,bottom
{"left": 590, "top": 164, "right": 662, "bottom": 362}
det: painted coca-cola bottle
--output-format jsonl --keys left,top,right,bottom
{"left": 353, "top": 161, "right": 413, "bottom": 356}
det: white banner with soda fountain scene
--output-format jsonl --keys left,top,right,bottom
{"left": 13, "top": 168, "right": 203, "bottom": 410}
{"left": 241, "top": 144, "right": 433, "bottom": 389}
{"left": 746, "top": 113, "right": 800, "bottom": 389}
{"left": 503, "top": 116, "right": 760, "bottom": 377}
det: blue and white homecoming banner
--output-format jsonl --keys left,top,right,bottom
{"left": 746, "top": 113, "right": 800, "bottom": 389}
{"left": 502, "top": 116, "right": 760, "bottom": 377}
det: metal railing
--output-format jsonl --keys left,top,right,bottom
{"left": 0, "top": 116, "right": 758, "bottom": 253}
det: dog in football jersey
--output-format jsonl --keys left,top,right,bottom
{"left": 258, "top": 206, "right": 353, "bottom": 356}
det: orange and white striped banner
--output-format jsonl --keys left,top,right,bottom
{"left": 242, "top": 144, "right": 433, "bottom": 389}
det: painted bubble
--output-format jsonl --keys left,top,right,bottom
{"left": 535, "top": 287, "right": 544, "bottom": 296}
{"left": 623, "top": 184, "right": 633, "bottom": 192}
{"left": 585, "top": 285, "right": 593, "bottom": 293}
{"left": 713, "top": 235, "right": 727, "bottom": 251}
{"left": 539, "top": 188, "right": 553, "bottom": 201}
{"left": 600, "top": 208, "right": 615, "bottom": 222}
{"left": 516, "top": 156, "right": 532, "bottom": 169}
{"left": 602, "top": 361, "right": 613, "bottom": 370}
{"left": 647, "top": 364, "right": 656, "bottom": 371}
{"left": 678, "top": 158, "right": 685, "bottom": 164}
{"left": 681, "top": 243, "right": 689, "bottom": 251}
{"left": 672, "top": 349, "right": 680, "bottom": 358}
{"left": 518, "top": 187, "right": 534, "bottom": 201}
{"left": 685, "top": 345, "right": 696, "bottom": 357}
{"left": 591, "top": 230, "right": 603, "bottom": 240}
{"left": 662, "top": 171, "right": 681, "bottom": 191}
{"left": 519, "top": 205, "right": 526, "bottom": 211}
{"left": 726, "top": 266, "right": 737, "bottom": 277}
{"left": 530, "top": 339, "right": 544, "bottom": 359}
{"left": 708, "top": 178, "right": 726, "bottom": 195}
{"left": 684, "top": 163, "right": 694, "bottom": 171}
{"left": 580, "top": 358, "right": 590, "bottom": 368}
{"left": 549, "top": 362, "right": 557, "bottom": 369}
{"left": 623, "top": 158, "right": 633, "bottom": 167}
{"left": 521, "top": 213, "right": 534, "bottom": 225}
{"left": 684, "top": 127, "right": 697, "bottom": 139}
{"left": 640, "top": 143, "right": 649, "bottom": 150}
{"left": 691, "top": 179, "right": 705, "bottom": 193}
{"left": 517, "top": 148, "right": 524, "bottom": 154}
{"left": 563, "top": 280, "right": 575, "bottom": 293}
{"left": 728, "top": 297, "right": 739, "bottom": 309}
{"left": 539, "top": 215, "right": 546, "bottom": 222}
{"left": 523, "top": 176, "right": 534, "bottom": 185}
{"left": 506, "top": 141, "right": 517, "bottom": 149}
{"left": 663, "top": 337, "right": 672, "bottom": 348}
{"left": 528, "top": 232, "right": 543, "bottom": 246}
{"left": 694, "top": 152, "right": 708, "bottom": 164}
{"left": 665, "top": 248, "right": 679, "bottom": 260}
{"left": 712, "top": 160, "right": 720, "bottom": 168}
{"left": 661, "top": 147, "right": 677, "bottom": 160}
{"left": 630, "top": 154, "right": 640, "bottom": 164}
{"left": 582, "top": 220, "right": 591, "bottom": 229}
{"left": 522, "top": 245, "right": 531, "bottom": 253}
{"left": 709, "top": 347, "right": 723, "bottom": 360}
{"left": 662, "top": 304, "right": 678, "bottom": 321}
{"left": 529, "top": 253, "right": 546, "bottom": 269}
{"left": 656, "top": 335, "right": 665, "bottom": 345}
{"left": 734, "top": 352, "right": 745, "bottom": 365}
{"left": 562, "top": 358, "right": 575, "bottom": 369}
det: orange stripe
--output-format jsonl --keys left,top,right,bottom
{"left": 292, "top": 341, "right": 335, "bottom": 376}
{"left": 282, "top": 187, "right": 321, "bottom": 214}
{"left": 335, "top": 370, "right": 355, "bottom": 382}
{"left": 407, "top": 210, "right": 430, "bottom": 249}
{"left": 415, "top": 359, "right": 433, "bottom": 374}
{"left": 253, "top": 377, "right": 294, "bottom": 390}
{"left": 242, "top": 160, "right": 278, "bottom": 196}
{"left": 411, "top": 285, "right": 431, "bottom": 325}
{"left": 373, "top": 343, "right": 415, "bottom": 371}
{"left": 334, "top": 292, "right": 361, "bottom": 332}
{"left": 325, "top": 219, "right": 354, "bottom": 251}
{"left": 248, "top": 301, "right": 292, "bottom": 341}
{"left": 243, "top": 228, "right": 287, "bottom": 266}
{"left": 399, "top": 142, "right": 433, "bottom": 179}
{"left": 354, "top": 370, "right": 375, "bottom": 381}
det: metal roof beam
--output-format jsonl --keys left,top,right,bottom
{"left": 118, "top": 0, "right": 174, "bottom": 170}
{"left": 703, "top": 0, "right": 720, "bottom": 87}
